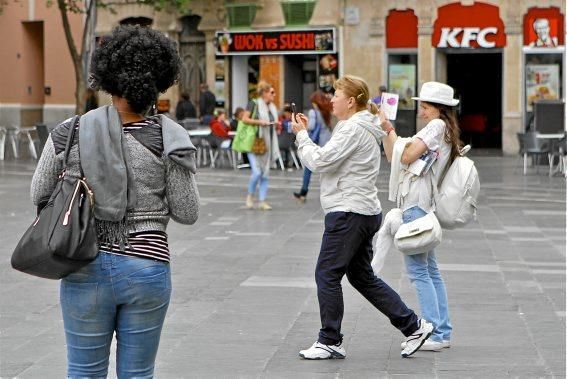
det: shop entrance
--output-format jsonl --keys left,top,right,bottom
{"left": 284, "top": 55, "right": 317, "bottom": 113}
{"left": 445, "top": 52, "right": 503, "bottom": 149}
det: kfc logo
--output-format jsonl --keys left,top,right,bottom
{"left": 437, "top": 27, "right": 498, "bottom": 48}
{"left": 432, "top": 2, "right": 506, "bottom": 48}
{"left": 523, "top": 7, "right": 564, "bottom": 47}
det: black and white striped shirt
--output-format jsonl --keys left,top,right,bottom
{"left": 100, "top": 119, "right": 170, "bottom": 263}
{"left": 100, "top": 230, "right": 170, "bottom": 263}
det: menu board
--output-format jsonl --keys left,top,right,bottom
{"left": 525, "top": 64, "right": 560, "bottom": 111}
{"left": 318, "top": 54, "right": 339, "bottom": 94}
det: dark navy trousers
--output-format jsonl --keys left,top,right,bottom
{"left": 316, "top": 211, "right": 419, "bottom": 345}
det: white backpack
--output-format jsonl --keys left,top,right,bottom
{"left": 432, "top": 146, "right": 480, "bottom": 229}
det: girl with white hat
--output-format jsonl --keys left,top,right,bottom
{"left": 380, "top": 81, "right": 463, "bottom": 352}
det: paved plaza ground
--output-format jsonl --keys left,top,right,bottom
{"left": 1, "top": 154, "right": 565, "bottom": 378}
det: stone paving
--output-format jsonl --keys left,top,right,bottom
{"left": 0, "top": 154, "right": 565, "bottom": 378}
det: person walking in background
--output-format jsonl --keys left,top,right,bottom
{"left": 381, "top": 81, "right": 461, "bottom": 352}
{"left": 293, "top": 90, "right": 333, "bottom": 202}
{"left": 231, "top": 107, "right": 251, "bottom": 166}
{"left": 231, "top": 107, "right": 245, "bottom": 130}
{"left": 30, "top": 25, "right": 200, "bottom": 378}
{"left": 291, "top": 75, "right": 433, "bottom": 360}
{"left": 176, "top": 92, "right": 197, "bottom": 120}
{"left": 241, "top": 80, "right": 279, "bottom": 211}
{"left": 372, "top": 85, "right": 388, "bottom": 105}
{"left": 199, "top": 83, "right": 216, "bottom": 125}
{"left": 278, "top": 103, "right": 295, "bottom": 169}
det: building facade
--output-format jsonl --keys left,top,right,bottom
{"left": 2, "top": 0, "right": 564, "bottom": 154}
{"left": 98, "top": 0, "right": 565, "bottom": 154}
{"left": 0, "top": 1, "right": 83, "bottom": 127}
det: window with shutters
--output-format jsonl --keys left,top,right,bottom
{"left": 225, "top": 2, "right": 260, "bottom": 28}
{"left": 280, "top": 0, "right": 316, "bottom": 26}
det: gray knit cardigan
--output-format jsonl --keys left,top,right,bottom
{"left": 30, "top": 120, "right": 200, "bottom": 246}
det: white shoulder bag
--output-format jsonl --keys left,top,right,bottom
{"left": 394, "top": 212, "right": 442, "bottom": 255}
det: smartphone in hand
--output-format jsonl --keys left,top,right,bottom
{"left": 291, "top": 103, "right": 297, "bottom": 121}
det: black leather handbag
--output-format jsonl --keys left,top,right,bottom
{"left": 11, "top": 116, "right": 99, "bottom": 279}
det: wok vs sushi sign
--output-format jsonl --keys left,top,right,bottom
{"left": 432, "top": 2, "right": 506, "bottom": 48}
{"left": 215, "top": 28, "right": 336, "bottom": 55}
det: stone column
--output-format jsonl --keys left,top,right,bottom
{"left": 416, "top": 13, "right": 434, "bottom": 131}
{"left": 502, "top": 26, "right": 523, "bottom": 155}
{"left": 204, "top": 30, "right": 218, "bottom": 90}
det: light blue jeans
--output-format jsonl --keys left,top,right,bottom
{"left": 402, "top": 206, "right": 452, "bottom": 343}
{"left": 247, "top": 152, "right": 269, "bottom": 201}
{"left": 60, "top": 252, "right": 171, "bottom": 378}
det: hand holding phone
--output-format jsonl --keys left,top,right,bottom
{"left": 290, "top": 112, "right": 308, "bottom": 135}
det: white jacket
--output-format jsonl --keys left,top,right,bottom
{"left": 296, "top": 110, "right": 386, "bottom": 215}
{"left": 371, "top": 208, "right": 403, "bottom": 274}
{"left": 388, "top": 137, "right": 415, "bottom": 207}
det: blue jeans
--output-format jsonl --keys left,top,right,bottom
{"left": 247, "top": 152, "right": 269, "bottom": 201}
{"left": 316, "top": 212, "right": 419, "bottom": 345}
{"left": 60, "top": 252, "right": 171, "bottom": 378}
{"left": 300, "top": 168, "right": 312, "bottom": 195}
{"left": 402, "top": 206, "right": 452, "bottom": 342}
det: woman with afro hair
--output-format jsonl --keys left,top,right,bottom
{"left": 30, "top": 25, "right": 200, "bottom": 378}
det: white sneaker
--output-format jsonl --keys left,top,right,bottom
{"left": 402, "top": 339, "right": 450, "bottom": 350}
{"left": 258, "top": 201, "right": 272, "bottom": 211}
{"left": 245, "top": 194, "right": 254, "bottom": 209}
{"left": 299, "top": 341, "right": 346, "bottom": 360}
{"left": 419, "top": 339, "right": 445, "bottom": 351}
{"left": 401, "top": 319, "right": 434, "bottom": 358}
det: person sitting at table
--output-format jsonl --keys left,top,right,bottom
{"left": 210, "top": 110, "right": 232, "bottom": 139}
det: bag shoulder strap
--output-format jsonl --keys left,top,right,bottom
{"left": 63, "top": 115, "right": 80, "bottom": 169}
{"left": 251, "top": 100, "right": 258, "bottom": 120}
{"left": 62, "top": 116, "right": 86, "bottom": 179}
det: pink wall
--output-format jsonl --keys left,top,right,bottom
{"left": 0, "top": 1, "right": 83, "bottom": 105}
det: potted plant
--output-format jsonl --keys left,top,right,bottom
{"left": 218, "top": 33, "right": 232, "bottom": 54}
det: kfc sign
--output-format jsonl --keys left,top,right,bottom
{"left": 433, "top": 2, "right": 506, "bottom": 48}
{"left": 438, "top": 27, "right": 499, "bottom": 48}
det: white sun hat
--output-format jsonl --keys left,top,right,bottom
{"left": 412, "top": 81, "right": 459, "bottom": 106}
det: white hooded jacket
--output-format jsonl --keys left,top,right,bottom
{"left": 296, "top": 110, "right": 386, "bottom": 215}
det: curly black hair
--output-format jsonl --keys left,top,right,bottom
{"left": 90, "top": 25, "right": 182, "bottom": 114}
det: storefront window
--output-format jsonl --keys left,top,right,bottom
{"left": 387, "top": 53, "right": 417, "bottom": 136}
{"left": 386, "top": 9, "right": 418, "bottom": 136}
{"left": 522, "top": 7, "right": 564, "bottom": 132}
{"left": 524, "top": 52, "right": 564, "bottom": 131}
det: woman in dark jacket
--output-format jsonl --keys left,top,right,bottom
{"left": 30, "top": 26, "right": 199, "bottom": 378}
